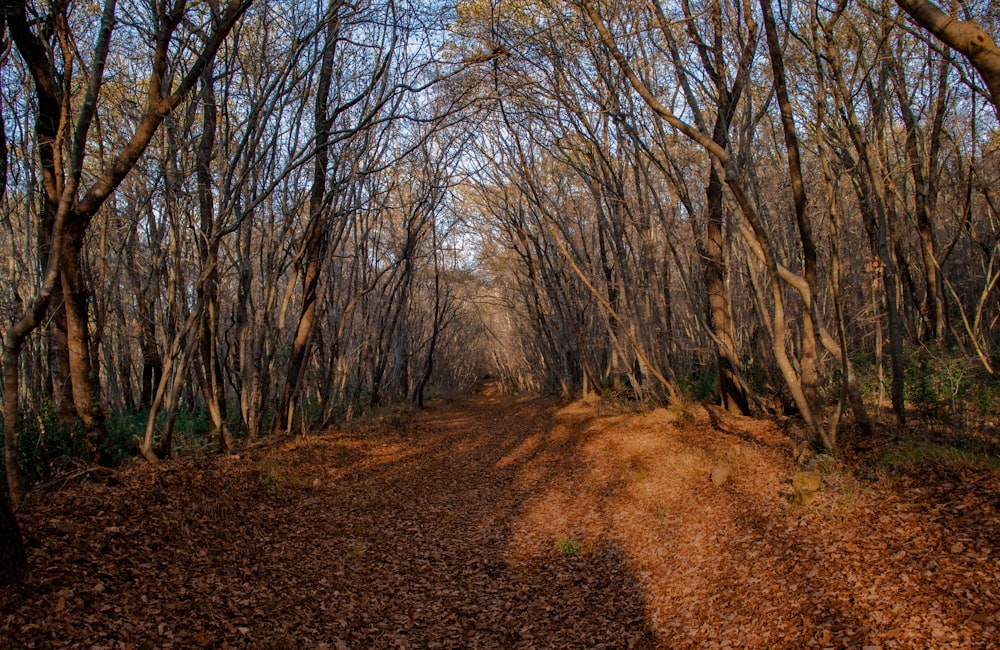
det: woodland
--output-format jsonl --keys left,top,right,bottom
{"left": 0, "top": 0, "right": 999, "bottom": 644}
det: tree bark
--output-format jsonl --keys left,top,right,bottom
{"left": 760, "top": 0, "right": 824, "bottom": 422}
{"left": 2, "top": 0, "right": 253, "bottom": 472}
{"left": 892, "top": 54, "right": 946, "bottom": 341}
{"left": 702, "top": 164, "right": 750, "bottom": 414}
{"left": 128, "top": 260, "right": 162, "bottom": 410}
{"left": 818, "top": 10, "right": 908, "bottom": 425}
{"left": 0, "top": 20, "right": 30, "bottom": 548}
{"left": 0, "top": 491, "right": 27, "bottom": 585}
{"left": 61, "top": 219, "right": 110, "bottom": 464}
{"left": 414, "top": 244, "right": 442, "bottom": 410}
{"left": 895, "top": 0, "right": 1000, "bottom": 118}
{"left": 277, "top": 2, "right": 340, "bottom": 431}
{"left": 194, "top": 64, "right": 232, "bottom": 451}
{"left": 47, "top": 307, "right": 78, "bottom": 426}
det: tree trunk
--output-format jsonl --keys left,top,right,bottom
{"left": 46, "top": 297, "right": 77, "bottom": 427}
{"left": 760, "top": 0, "right": 824, "bottom": 423}
{"left": 194, "top": 64, "right": 232, "bottom": 451}
{"left": 892, "top": 54, "right": 946, "bottom": 341}
{"left": 702, "top": 164, "right": 750, "bottom": 414}
{"left": 61, "top": 221, "right": 110, "bottom": 464}
{"left": 894, "top": 0, "right": 1000, "bottom": 117}
{"left": 819, "top": 15, "right": 908, "bottom": 425}
{"left": 125, "top": 233, "right": 162, "bottom": 409}
{"left": 0, "top": 492, "right": 27, "bottom": 585}
{"left": 414, "top": 226, "right": 443, "bottom": 409}
{"left": 5, "top": 0, "right": 254, "bottom": 470}
{"left": 811, "top": 37, "right": 874, "bottom": 434}
{"left": 276, "top": 3, "right": 340, "bottom": 431}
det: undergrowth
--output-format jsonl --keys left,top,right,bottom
{"left": 3, "top": 404, "right": 214, "bottom": 485}
{"left": 876, "top": 440, "right": 1000, "bottom": 475}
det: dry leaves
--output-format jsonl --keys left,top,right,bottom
{"left": 1, "top": 392, "right": 998, "bottom": 648}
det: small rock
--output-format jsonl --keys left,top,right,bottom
{"left": 793, "top": 471, "right": 822, "bottom": 492}
{"left": 793, "top": 440, "right": 815, "bottom": 464}
{"left": 710, "top": 462, "right": 732, "bottom": 486}
{"left": 790, "top": 489, "right": 817, "bottom": 506}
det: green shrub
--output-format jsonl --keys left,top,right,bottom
{"left": 0, "top": 404, "right": 216, "bottom": 486}
{"left": 106, "top": 410, "right": 148, "bottom": 465}
{"left": 10, "top": 403, "right": 88, "bottom": 483}
{"left": 556, "top": 534, "right": 585, "bottom": 557}
{"left": 677, "top": 366, "right": 717, "bottom": 402}
{"left": 171, "top": 407, "right": 213, "bottom": 453}
{"left": 966, "top": 373, "right": 1000, "bottom": 418}
{"left": 851, "top": 354, "right": 884, "bottom": 406}
{"left": 904, "top": 344, "right": 982, "bottom": 419}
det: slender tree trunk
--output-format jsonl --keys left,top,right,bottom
{"left": 276, "top": 3, "right": 339, "bottom": 431}
{"left": 6, "top": 0, "right": 254, "bottom": 468}
{"left": 141, "top": 293, "right": 207, "bottom": 462}
{"left": 819, "top": 15, "right": 907, "bottom": 425}
{"left": 0, "top": 29, "right": 27, "bottom": 561}
{"left": 47, "top": 297, "right": 77, "bottom": 426}
{"left": 814, "top": 104, "right": 873, "bottom": 434}
{"left": 760, "top": 0, "right": 824, "bottom": 424}
{"left": 414, "top": 226, "right": 443, "bottom": 409}
{"left": 125, "top": 226, "right": 163, "bottom": 409}
{"left": 703, "top": 150, "right": 750, "bottom": 415}
{"left": 234, "top": 213, "right": 261, "bottom": 437}
{"left": 4, "top": 337, "right": 29, "bottom": 507}
{"left": 139, "top": 319, "right": 162, "bottom": 409}
{"left": 893, "top": 55, "right": 946, "bottom": 341}
{"left": 194, "top": 64, "right": 232, "bottom": 451}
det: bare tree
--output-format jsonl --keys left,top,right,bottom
{"left": 1, "top": 0, "right": 253, "bottom": 580}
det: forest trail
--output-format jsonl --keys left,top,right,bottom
{"left": 2, "top": 389, "right": 999, "bottom": 648}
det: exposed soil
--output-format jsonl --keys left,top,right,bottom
{"left": 2, "top": 388, "right": 999, "bottom": 648}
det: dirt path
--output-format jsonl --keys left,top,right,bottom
{"left": 2, "top": 390, "right": 999, "bottom": 648}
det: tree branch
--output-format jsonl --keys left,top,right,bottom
{"left": 895, "top": 0, "right": 1000, "bottom": 117}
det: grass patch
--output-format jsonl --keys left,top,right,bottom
{"left": 556, "top": 534, "right": 586, "bottom": 557}
{"left": 877, "top": 441, "right": 1000, "bottom": 474}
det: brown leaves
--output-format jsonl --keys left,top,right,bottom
{"left": 1, "top": 395, "right": 999, "bottom": 648}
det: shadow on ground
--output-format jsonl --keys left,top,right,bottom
{"left": 0, "top": 392, "right": 657, "bottom": 649}
{"left": 2, "top": 390, "right": 999, "bottom": 648}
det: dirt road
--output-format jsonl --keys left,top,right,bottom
{"left": 2, "top": 390, "right": 998, "bottom": 648}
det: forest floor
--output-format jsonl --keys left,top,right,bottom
{"left": 2, "top": 386, "right": 999, "bottom": 649}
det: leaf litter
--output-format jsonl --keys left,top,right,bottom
{"left": 1, "top": 390, "right": 998, "bottom": 648}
